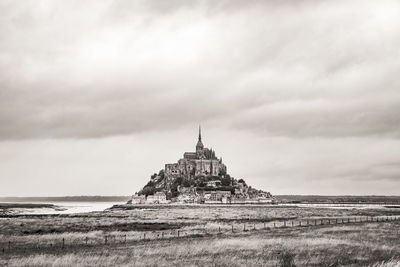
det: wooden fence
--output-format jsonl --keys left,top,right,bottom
{"left": 2, "top": 215, "right": 399, "bottom": 254}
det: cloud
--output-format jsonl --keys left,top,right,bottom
{"left": 1, "top": 0, "right": 400, "bottom": 140}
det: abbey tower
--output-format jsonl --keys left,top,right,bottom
{"left": 164, "top": 126, "right": 227, "bottom": 178}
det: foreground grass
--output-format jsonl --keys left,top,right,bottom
{"left": 2, "top": 221, "right": 400, "bottom": 266}
{"left": 2, "top": 205, "right": 399, "bottom": 252}
{"left": 1, "top": 206, "right": 400, "bottom": 266}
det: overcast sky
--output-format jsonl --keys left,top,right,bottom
{"left": 1, "top": 0, "right": 400, "bottom": 196}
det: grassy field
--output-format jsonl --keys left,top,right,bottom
{"left": 1, "top": 205, "right": 400, "bottom": 266}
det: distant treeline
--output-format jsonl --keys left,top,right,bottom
{"left": 0, "top": 196, "right": 131, "bottom": 202}
{"left": 275, "top": 195, "right": 400, "bottom": 204}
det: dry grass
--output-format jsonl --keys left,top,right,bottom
{"left": 2, "top": 221, "right": 400, "bottom": 266}
{"left": 2, "top": 205, "right": 399, "bottom": 236}
{"left": 370, "top": 260, "right": 400, "bottom": 267}
{"left": 1, "top": 206, "right": 400, "bottom": 266}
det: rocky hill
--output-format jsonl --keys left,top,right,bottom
{"left": 137, "top": 169, "right": 272, "bottom": 201}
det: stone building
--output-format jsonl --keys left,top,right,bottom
{"left": 165, "top": 127, "right": 227, "bottom": 178}
{"left": 203, "top": 190, "right": 232, "bottom": 204}
{"left": 146, "top": 191, "right": 167, "bottom": 204}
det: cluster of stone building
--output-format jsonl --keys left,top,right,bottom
{"left": 164, "top": 126, "right": 227, "bottom": 179}
{"left": 130, "top": 191, "right": 169, "bottom": 204}
{"left": 131, "top": 180, "right": 274, "bottom": 205}
{"left": 176, "top": 180, "right": 273, "bottom": 204}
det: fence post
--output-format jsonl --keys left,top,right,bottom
{"left": 264, "top": 222, "right": 266, "bottom": 229}
{"left": 162, "top": 232, "right": 164, "bottom": 239}
{"left": 62, "top": 238, "right": 65, "bottom": 249}
{"left": 178, "top": 231, "right": 180, "bottom": 238}
{"left": 284, "top": 221, "right": 286, "bottom": 227}
{"left": 124, "top": 235, "right": 127, "bottom": 243}
{"left": 144, "top": 233, "right": 146, "bottom": 240}
{"left": 232, "top": 225, "right": 234, "bottom": 233}
{"left": 291, "top": 221, "right": 293, "bottom": 227}
{"left": 8, "top": 241, "right": 11, "bottom": 250}
{"left": 85, "top": 237, "right": 88, "bottom": 245}
{"left": 104, "top": 236, "right": 107, "bottom": 245}
{"left": 218, "top": 227, "right": 220, "bottom": 233}
{"left": 274, "top": 222, "right": 276, "bottom": 228}
{"left": 244, "top": 224, "right": 246, "bottom": 231}
{"left": 299, "top": 221, "right": 302, "bottom": 227}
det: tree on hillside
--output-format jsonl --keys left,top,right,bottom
{"left": 238, "top": 178, "right": 247, "bottom": 187}
{"left": 220, "top": 176, "right": 231, "bottom": 186}
{"left": 140, "top": 186, "right": 157, "bottom": 196}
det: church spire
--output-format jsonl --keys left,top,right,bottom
{"left": 196, "top": 125, "right": 204, "bottom": 152}
{"left": 198, "top": 125, "right": 202, "bottom": 142}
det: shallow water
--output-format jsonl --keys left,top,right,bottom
{"left": 4, "top": 201, "right": 125, "bottom": 215}
{"left": 4, "top": 201, "right": 397, "bottom": 215}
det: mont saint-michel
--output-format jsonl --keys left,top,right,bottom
{"left": 130, "top": 127, "right": 274, "bottom": 204}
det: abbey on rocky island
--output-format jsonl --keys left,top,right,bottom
{"left": 131, "top": 126, "right": 274, "bottom": 204}
{"left": 165, "top": 126, "right": 227, "bottom": 178}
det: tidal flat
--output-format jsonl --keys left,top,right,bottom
{"left": 1, "top": 205, "right": 400, "bottom": 266}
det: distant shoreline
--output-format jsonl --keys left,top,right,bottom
{"left": 274, "top": 195, "right": 400, "bottom": 205}
{"left": 1, "top": 195, "right": 400, "bottom": 204}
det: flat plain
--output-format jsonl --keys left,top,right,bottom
{"left": 1, "top": 204, "right": 400, "bottom": 266}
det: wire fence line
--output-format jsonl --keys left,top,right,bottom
{"left": 2, "top": 215, "right": 399, "bottom": 254}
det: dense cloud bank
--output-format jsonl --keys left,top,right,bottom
{"left": 1, "top": 0, "right": 400, "bottom": 139}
